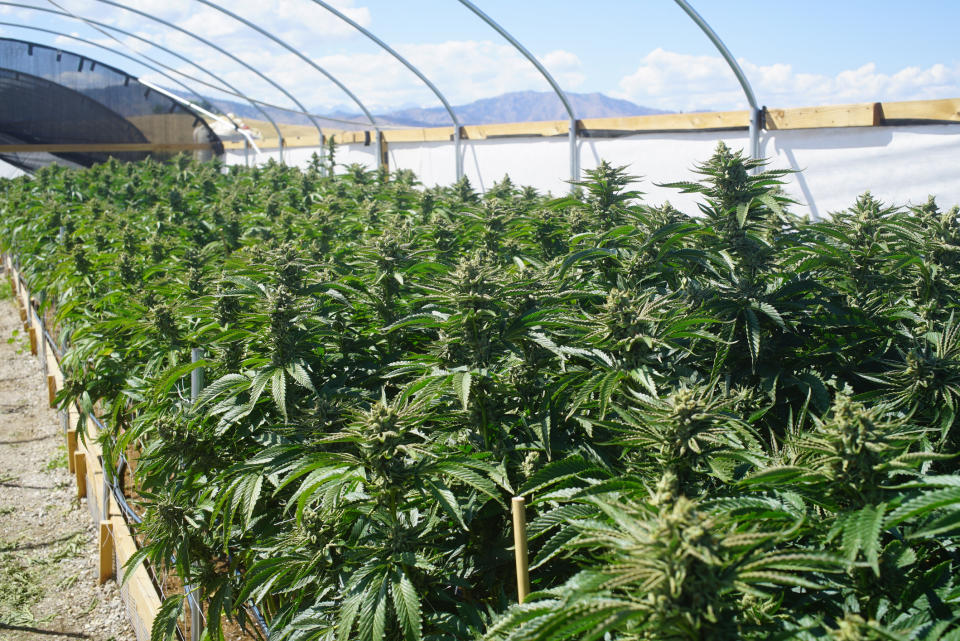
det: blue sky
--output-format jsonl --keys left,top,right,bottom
{"left": 0, "top": 0, "right": 957, "bottom": 117}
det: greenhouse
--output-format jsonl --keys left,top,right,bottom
{"left": 0, "top": 2, "right": 959, "bottom": 641}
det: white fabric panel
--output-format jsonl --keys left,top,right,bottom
{"left": 225, "top": 124, "right": 960, "bottom": 217}
{"left": 0, "top": 159, "right": 27, "bottom": 179}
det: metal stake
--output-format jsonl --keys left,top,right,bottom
{"left": 569, "top": 118, "right": 579, "bottom": 185}
{"left": 454, "top": 125, "right": 463, "bottom": 181}
{"left": 190, "top": 348, "right": 204, "bottom": 401}
{"left": 188, "top": 346, "right": 204, "bottom": 641}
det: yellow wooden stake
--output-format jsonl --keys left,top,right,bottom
{"left": 66, "top": 429, "right": 77, "bottom": 473}
{"left": 512, "top": 496, "right": 531, "bottom": 603}
{"left": 98, "top": 520, "right": 114, "bottom": 584}
{"left": 47, "top": 375, "right": 57, "bottom": 408}
{"left": 28, "top": 327, "right": 37, "bottom": 355}
{"left": 74, "top": 451, "right": 87, "bottom": 499}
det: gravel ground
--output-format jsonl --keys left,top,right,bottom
{"left": 0, "top": 291, "right": 136, "bottom": 641}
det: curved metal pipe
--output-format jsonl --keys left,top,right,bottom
{"left": 0, "top": 11, "right": 200, "bottom": 111}
{"left": 41, "top": 1, "right": 248, "bottom": 135}
{"left": 14, "top": 1, "right": 404, "bottom": 130}
{"left": 308, "top": 0, "right": 462, "bottom": 178}
{"left": 673, "top": 0, "right": 761, "bottom": 160}
{"left": 0, "top": 21, "right": 260, "bottom": 151}
{"left": 0, "top": 2, "right": 276, "bottom": 158}
{"left": 88, "top": 0, "right": 322, "bottom": 163}
{"left": 194, "top": 0, "right": 378, "bottom": 139}
{"left": 456, "top": 0, "right": 579, "bottom": 185}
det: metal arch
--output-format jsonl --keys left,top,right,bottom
{"left": 0, "top": 2, "right": 277, "bottom": 157}
{"left": 0, "top": 21, "right": 258, "bottom": 148}
{"left": 192, "top": 1, "right": 378, "bottom": 130}
{"left": 88, "top": 0, "right": 322, "bottom": 163}
{"left": 0, "top": 8, "right": 203, "bottom": 117}
{"left": 456, "top": 0, "right": 579, "bottom": 185}
{"left": 41, "top": 0, "right": 260, "bottom": 150}
{"left": 191, "top": 0, "right": 382, "bottom": 168}
{"left": 11, "top": 2, "right": 387, "bottom": 131}
{"left": 307, "top": 0, "right": 463, "bottom": 178}
{"left": 673, "top": 0, "right": 761, "bottom": 160}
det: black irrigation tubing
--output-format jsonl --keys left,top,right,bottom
{"left": 43, "top": 329, "right": 62, "bottom": 361}
{"left": 24, "top": 273, "right": 270, "bottom": 639}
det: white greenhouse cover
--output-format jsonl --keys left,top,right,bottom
{"left": 228, "top": 123, "right": 960, "bottom": 219}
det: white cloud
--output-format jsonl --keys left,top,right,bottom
{"left": 21, "top": 0, "right": 585, "bottom": 115}
{"left": 615, "top": 48, "right": 960, "bottom": 111}
{"left": 140, "top": 38, "right": 586, "bottom": 115}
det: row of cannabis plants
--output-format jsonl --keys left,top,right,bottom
{"left": 1, "top": 147, "right": 958, "bottom": 641}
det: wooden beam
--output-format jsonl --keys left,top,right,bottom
{"left": 112, "top": 514, "right": 161, "bottom": 636}
{"left": 222, "top": 96, "right": 960, "bottom": 154}
{"left": 382, "top": 126, "right": 455, "bottom": 143}
{"left": 0, "top": 143, "right": 214, "bottom": 153}
{"left": 880, "top": 98, "right": 960, "bottom": 122}
{"left": 463, "top": 119, "right": 569, "bottom": 139}
{"left": 28, "top": 327, "right": 37, "bottom": 356}
{"left": 765, "top": 102, "right": 881, "bottom": 130}
{"left": 581, "top": 110, "right": 751, "bottom": 133}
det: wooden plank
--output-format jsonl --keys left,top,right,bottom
{"left": 75, "top": 451, "right": 87, "bottom": 499}
{"left": 331, "top": 130, "right": 368, "bottom": 145}
{"left": 99, "top": 521, "right": 114, "bottom": 584}
{"left": 765, "top": 103, "right": 881, "bottom": 130}
{"left": 463, "top": 119, "right": 569, "bottom": 139}
{"left": 28, "top": 327, "right": 37, "bottom": 355}
{"left": 382, "top": 127, "right": 455, "bottom": 143}
{"left": 250, "top": 97, "right": 960, "bottom": 154}
{"left": 881, "top": 98, "right": 960, "bottom": 122}
{"left": 0, "top": 143, "right": 214, "bottom": 153}
{"left": 112, "top": 515, "right": 162, "bottom": 633}
{"left": 581, "top": 110, "right": 750, "bottom": 132}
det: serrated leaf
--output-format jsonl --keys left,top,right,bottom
{"left": 391, "top": 570, "right": 421, "bottom": 641}
{"left": 452, "top": 370, "right": 471, "bottom": 410}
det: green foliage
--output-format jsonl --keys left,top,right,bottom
{"left": 2, "top": 147, "right": 959, "bottom": 641}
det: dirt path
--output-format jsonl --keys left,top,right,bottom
{"left": 0, "top": 291, "right": 135, "bottom": 641}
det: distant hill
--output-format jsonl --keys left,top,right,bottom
{"left": 360, "top": 91, "right": 669, "bottom": 127}
{"left": 190, "top": 90, "right": 669, "bottom": 130}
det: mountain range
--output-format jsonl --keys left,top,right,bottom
{"left": 197, "top": 90, "right": 669, "bottom": 129}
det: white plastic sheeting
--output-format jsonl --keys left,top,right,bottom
{"left": 226, "top": 123, "right": 960, "bottom": 218}
{"left": 0, "top": 159, "right": 28, "bottom": 179}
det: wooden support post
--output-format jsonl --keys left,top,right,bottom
{"left": 47, "top": 375, "right": 57, "bottom": 408}
{"left": 74, "top": 451, "right": 87, "bottom": 499}
{"left": 380, "top": 131, "right": 389, "bottom": 174}
{"left": 511, "top": 496, "right": 531, "bottom": 603}
{"left": 98, "top": 520, "right": 114, "bottom": 584}
{"left": 66, "top": 429, "right": 77, "bottom": 473}
{"left": 18, "top": 306, "right": 25, "bottom": 323}
{"left": 28, "top": 327, "right": 37, "bottom": 355}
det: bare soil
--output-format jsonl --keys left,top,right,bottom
{"left": 0, "top": 292, "right": 136, "bottom": 641}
